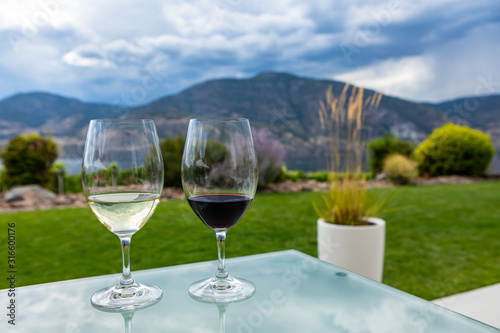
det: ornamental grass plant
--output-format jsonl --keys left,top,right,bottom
{"left": 314, "top": 84, "right": 386, "bottom": 226}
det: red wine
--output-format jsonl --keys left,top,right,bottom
{"left": 188, "top": 194, "right": 253, "bottom": 230}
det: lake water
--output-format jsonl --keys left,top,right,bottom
{"left": 3, "top": 155, "right": 500, "bottom": 175}
{"left": 285, "top": 156, "right": 329, "bottom": 172}
{"left": 57, "top": 157, "right": 328, "bottom": 175}
{"left": 60, "top": 157, "right": 328, "bottom": 175}
{"left": 58, "top": 158, "right": 83, "bottom": 175}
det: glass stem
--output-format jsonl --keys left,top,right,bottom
{"left": 215, "top": 231, "right": 228, "bottom": 279}
{"left": 120, "top": 236, "right": 135, "bottom": 286}
{"left": 122, "top": 312, "right": 134, "bottom": 333}
{"left": 217, "top": 304, "right": 228, "bottom": 333}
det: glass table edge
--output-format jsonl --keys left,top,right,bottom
{"left": 2, "top": 249, "right": 498, "bottom": 331}
{"left": 293, "top": 251, "right": 500, "bottom": 331}
{"left": 0, "top": 249, "right": 301, "bottom": 291}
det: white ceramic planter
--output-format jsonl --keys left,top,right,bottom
{"left": 317, "top": 217, "right": 385, "bottom": 282}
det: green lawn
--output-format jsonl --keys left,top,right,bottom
{"left": 1, "top": 181, "right": 500, "bottom": 300}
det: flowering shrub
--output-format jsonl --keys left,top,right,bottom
{"left": 252, "top": 128, "right": 286, "bottom": 187}
{"left": 0, "top": 132, "right": 58, "bottom": 189}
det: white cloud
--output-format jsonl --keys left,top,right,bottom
{"left": 62, "top": 44, "right": 116, "bottom": 68}
{"left": 334, "top": 18, "right": 500, "bottom": 102}
{"left": 419, "top": 21, "right": 500, "bottom": 101}
{"left": 334, "top": 56, "right": 435, "bottom": 101}
{"left": 0, "top": 0, "right": 499, "bottom": 104}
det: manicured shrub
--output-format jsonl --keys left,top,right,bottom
{"left": 47, "top": 164, "right": 83, "bottom": 194}
{"left": 47, "top": 162, "right": 66, "bottom": 194}
{"left": 367, "top": 132, "right": 414, "bottom": 176}
{"left": 0, "top": 166, "right": 4, "bottom": 191}
{"left": 107, "top": 162, "right": 119, "bottom": 186}
{"left": 0, "top": 132, "right": 58, "bottom": 189}
{"left": 414, "top": 123, "right": 495, "bottom": 177}
{"left": 252, "top": 128, "right": 286, "bottom": 187}
{"left": 306, "top": 171, "right": 372, "bottom": 182}
{"left": 63, "top": 174, "right": 83, "bottom": 194}
{"left": 307, "top": 171, "right": 330, "bottom": 182}
{"left": 383, "top": 154, "right": 417, "bottom": 185}
{"left": 283, "top": 169, "right": 306, "bottom": 182}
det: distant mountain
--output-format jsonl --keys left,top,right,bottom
{"left": 132, "top": 72, "right": 447, "bottom": 165}
{"left": 130, "top": 72, "right": 457, "bottom": 169}
{"left": 0, "top": 92, "right": 115, "bottom": 158}
{"left": 0, "top": 92, "right": 111, "bottom": 136}
{"left": 430, "top": 94, "right": 500, "bottom": 130}
{"left": 137, "top": 72, "right": 445, "bottom": 141}
{"left": 1, "top": 72, "right": 499, "bottom": 170}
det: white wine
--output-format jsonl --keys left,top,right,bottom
{"left": 87, "top": 193, "right": 160, "bottom": 235}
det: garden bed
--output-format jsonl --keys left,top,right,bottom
{"left": 265, "top": 175, "right": 494, "bottom": 193}
{"left": 0, "top": 175, "right": 496, "bottom": 213}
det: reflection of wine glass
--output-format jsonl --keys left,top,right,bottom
{"left": 182, "top": 118, "right": 258, "bottom": 302}
{"left": 189, "top": 292, "right": 254, "bottom": 333}
{"left": 92, "top": 295, "right": 161, "bottom": 333}
{"left": 82, "top": 119, "right": 164, "bottom": 310}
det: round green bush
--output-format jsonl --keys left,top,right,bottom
{"left": 0, "top": 132, "right": 59, "bottom": 189}
{"left": 414, "top": 124, "right": 495, "bottom": 177}
{"left": 367, "top": 132, "right": 414, "bottom": 176}
{"left": 383, "top": 154, "right": 417, "bottom": 185}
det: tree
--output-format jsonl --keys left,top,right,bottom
{"left": 160, "top": 135, "right": 186, "bottom": 187}
{"left": 160, "top": 135, "right": 228, "bottom": 188}
{"left": 0, "top": 132, "right": 59, "bottom": 189}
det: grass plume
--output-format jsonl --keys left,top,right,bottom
{"left": 315, "top": 83, "right": 384, "bottom": 225}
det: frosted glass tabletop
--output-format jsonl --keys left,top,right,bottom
{"left": 1, "top": 250, "right": 498, "bottom": 332}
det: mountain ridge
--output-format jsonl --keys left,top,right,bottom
{"left": 1, "top": 72, "right": 499, "bottom": 170}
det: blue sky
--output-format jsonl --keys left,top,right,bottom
{"left": 1, "top": 0, "right": 500, "bottom": 106}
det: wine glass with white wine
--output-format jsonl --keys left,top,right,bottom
{"left": 82, "top": 119, "right": 164, "bottom": 310}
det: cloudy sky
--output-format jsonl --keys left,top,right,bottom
{"left": 1, "top": 0, "right": 500, "bottom": 106}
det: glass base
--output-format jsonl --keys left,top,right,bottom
{"left": 188, "top": 275, "right": 255, "bottom": 302}
{"left": 91, "top": 282, "right": 163, "bottom": 310}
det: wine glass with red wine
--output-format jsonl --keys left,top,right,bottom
{"left": 182, "top": 118, "right": 258, "bottom": 302}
